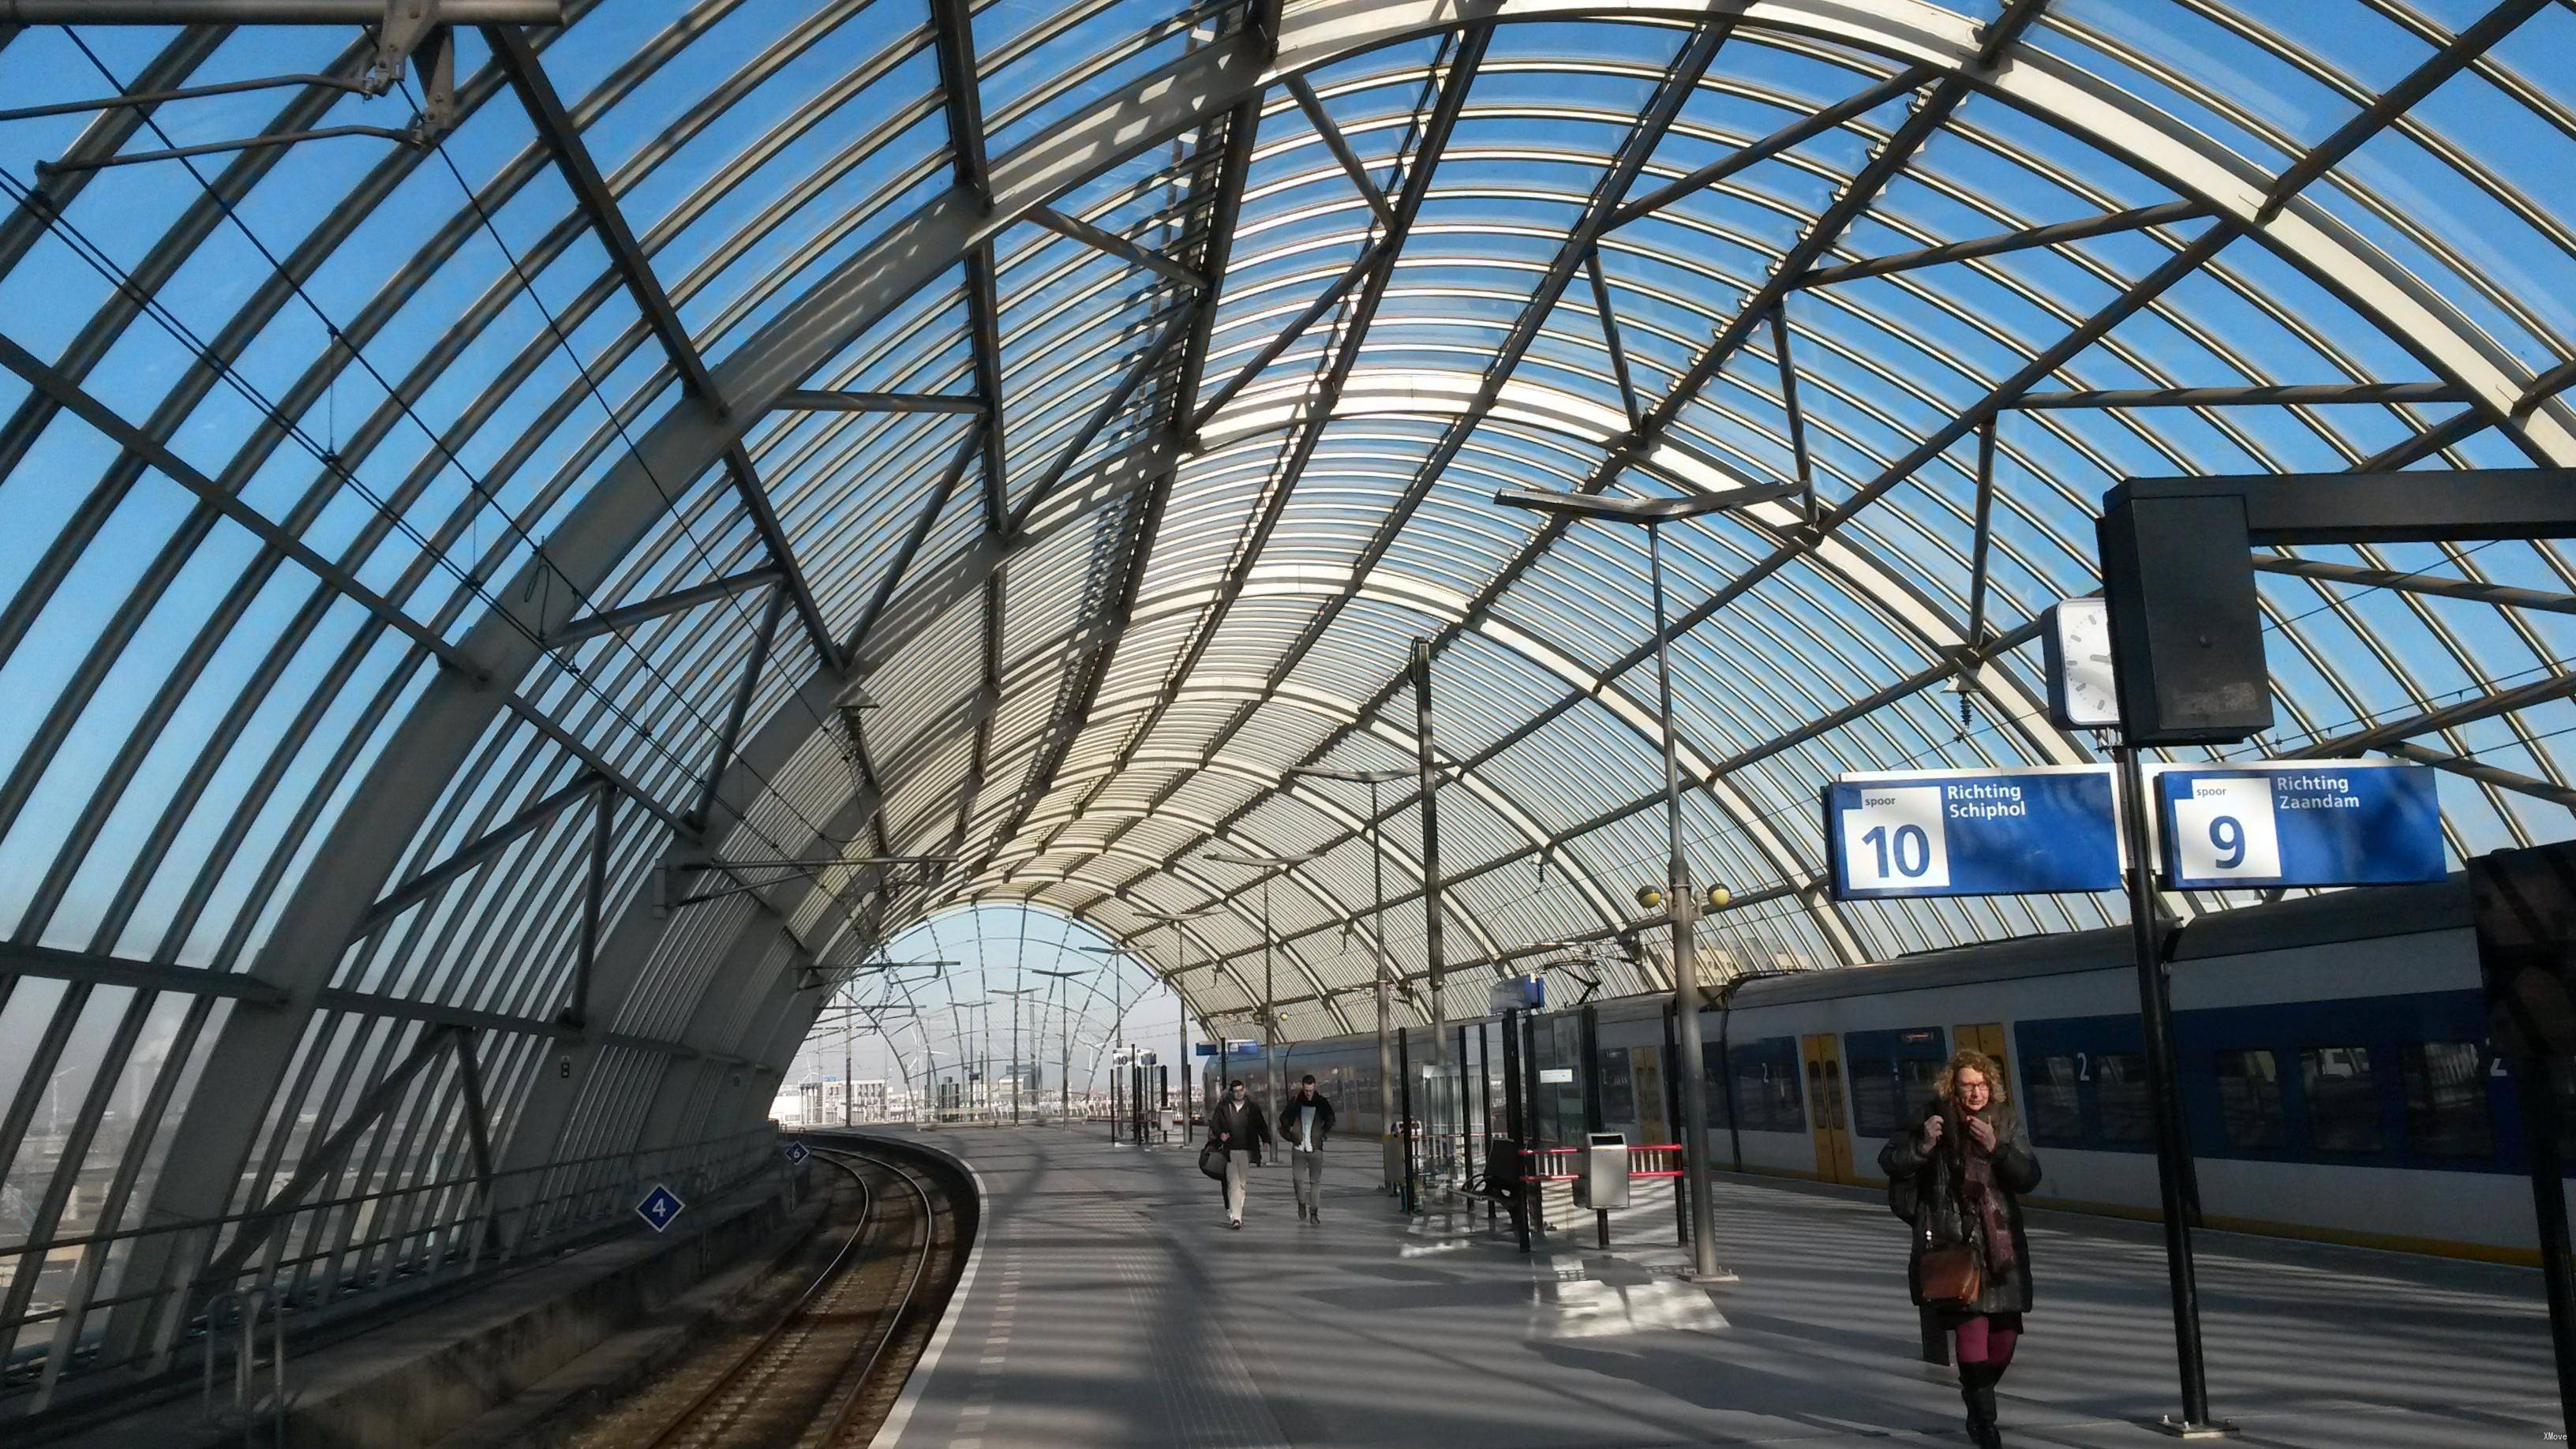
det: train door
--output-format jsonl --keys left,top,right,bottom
{"left": 1799, "top": 1033, "right": 1855, "bottom": 1182}
{"left": 1952, "top": 1022, "right": 2009, "bottom": 1083}
{"left": 1632, "top": 1045, "right": 1669, "bottom": 1144}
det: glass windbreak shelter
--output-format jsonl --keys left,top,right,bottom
{"left": 6, "top": 0, "right": 2576, "bottom": 1417}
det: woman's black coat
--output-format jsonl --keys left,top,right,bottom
{"left": 1878, "top": 1099, "right": 2042, "bottom": 1315}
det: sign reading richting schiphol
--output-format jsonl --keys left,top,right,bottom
{"left": 2153, "top": 761, "right": 2443, "bottom": 889}
{"left": 1823, "top": 767, "right": 2122, "bottom": 900}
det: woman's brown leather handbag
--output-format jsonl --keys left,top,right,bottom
{"left": 1911, "top": 1099, "right": 1984, "bottom": 1306}
{"left": 1915, "top": 1238, "right": 1985, "bottom": 1307}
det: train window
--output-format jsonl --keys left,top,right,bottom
{"left": 1732, "top": 1052, "right": 1804, "bottom": 1133}
{"left": 2027, "top": 1056, "right": 2083, "bottom": 1144}
{"left": 2555, "top": 1061, "right": 2576, "bottom": 1165}
{"left": 2400, "top": 1043, "right": 2492, "bottom": 1158}
{"left": 1900, "top": 1058, "right": 1944, "bottom": 1119}
{"left": 2301, "top": 1046, "right": 2383, "bottom": 1154}
{"left": 2213, "top": 1050, "right": 2285, "bottom": 1150}
{"left": 1600, "top": 1048, "right": 1636, "bottom": 1123}
{"left": 2095, "top": 1054, "right": 2152, "bottom": 1144}
{"left": 1700, "top": 1043, "right": 1729, "bottom": 1129}
{"left": 1848, "top": 1056, "right": 1902, "bottom": 1136}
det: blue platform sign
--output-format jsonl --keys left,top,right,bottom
{"left": 1824, "top": 767, "right": 2122, "bottom": 900}
{"left": 635, "top": 1183, "right": 686, "bottom": 1233}
{"left": 782, "top": 1141, "right": 809, "bottom": 1166}
{"left": 2154, "top": 761, "right": 2443, "bottom": 889}
{"left": 1226, "top": 1039, "right": 1261, "bottom": 1057}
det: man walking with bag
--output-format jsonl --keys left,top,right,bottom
{"left": 1211, "top": 1079, "right": 1271, "bottom": 1230}
{"left": 1282, "top": 1074, "right": 1335, "bottom": 1225}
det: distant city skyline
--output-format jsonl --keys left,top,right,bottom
{"left": 788, "top": 901, "right": 1185, "bottom": 1107}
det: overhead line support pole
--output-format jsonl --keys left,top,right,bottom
{"left": 1413, "top": 637, "right": 1448, "bottom": 1201}
{"left": 1648, "top": 520, "right": 1727, "bottom": 1283}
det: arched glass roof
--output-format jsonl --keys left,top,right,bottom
{"left": 5, "top": 0, "right": 2576, "bottom": 1402}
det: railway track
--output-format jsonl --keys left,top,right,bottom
{"left": 618, "top": 1141, "right": 962, "bottom": 1449}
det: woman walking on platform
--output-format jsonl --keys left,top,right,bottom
{"left": 1880, "top": 1049, "right": 2042, "bottom": 1449}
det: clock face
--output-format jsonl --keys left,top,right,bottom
{"left": 2050, "top": 598, "right": 2121, "bottom": 729}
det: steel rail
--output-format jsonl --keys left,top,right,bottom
{"left": 811, "top": 1147, "right": 945, "bottom": 1447}
{"left": 636, "top": 1144, "right": 938, "bottom": 1449}
{"left": 639, "top": 1150, "right": 875, "bottom": 1449}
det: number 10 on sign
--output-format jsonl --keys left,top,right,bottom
{"left": 1838, "top": 785, "right": 1951, "bottom": 891}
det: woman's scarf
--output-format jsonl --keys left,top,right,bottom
{"left": 1954, "top": 1103, "right": 2017, "bottom": 1275}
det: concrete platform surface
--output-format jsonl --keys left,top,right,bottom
{"left": 871, "top": 1125, "right": 2559, "bottom": 1449}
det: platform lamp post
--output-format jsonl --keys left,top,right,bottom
{"left": 949, "top": 1000, "right": 990, "bottom": 1122}
{"left": 1496, "top": 483, "right": 1794, "bottom": 1282}
{"left": 1032, "top": 968, "right": 1084, "bottom": 1124}
{"left": 1135, "top": 906, "right": 1218, "bottom": 1143}
{"left": 992, "top": 987, "right": 1037, "bottom": 1125}
{"left": 1206, "top": 848, "right": 1326, "bottom": 1117}
{"left": 1077, "top": 942, "right": 1139, "bottom": 1141}
{"left": 1286, "top": 766, "right": 1410, "bottom": 1196}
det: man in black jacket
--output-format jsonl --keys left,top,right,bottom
{"left": 1210, "top": 1080, "right": 1271, "bottom": 1229}
{"left": 1280, "top": 1075, "right": 1336, "bottom": 1225}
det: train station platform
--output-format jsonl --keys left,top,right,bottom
{"left": 863, "top": 1125, "right": 2558, "bottom": 1448}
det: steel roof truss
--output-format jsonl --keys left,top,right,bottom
{"left": 1796, "top": 197, "right": 2217, "bottom": 289}
{"left": 1028, "top": 205, "right": 1210, "bottom": 291}
{"left": 1188, "top": 238, "right": 1383, "bottom": 432}
{"left": 694, "top": 586, "right": 788, "bottom": 829}
{"left": 548, "top": 564, "right": 782, "bottom": 646}
{"left": 1606, "top": 63, "right": 1941, "bottom": 234}
{"left": 1282, "top": 72, "right": 1395, "bottom": 227}
{"left": 1059, "top": 21, "right": 1745, "bottom": 897}
{"left": 776, "top": 389, "right": 986, "bottom": 415}
{"left": 2016, "top": 381, "right": 2469, "bottom": 409}
{"left": 1587, "top": 247, "right": 1645, "bottom": 433}
{"left": 2254, "top": 555, "right": 2576, "bottom": 614}
{"left": 485, "top": 25, "right": 842, "bottom": 672}
{"left": 1048, "top": 25, "right": 1492, "bottom": 853}
{"left": 1005, "top": 299, "right": 1196, "bottom": 535}
{"left": 350, "top": 770, "right": 606, "bottom": 940}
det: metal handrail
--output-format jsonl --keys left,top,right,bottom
{"left": 0, "top": 1123, "right": 773, "bottom": 1261}
{"left": 2, "top": 1123, "right": 781, "bottom": 1407}
{"left": 200, "top": 1286, "right": 284, "bottom": 1447}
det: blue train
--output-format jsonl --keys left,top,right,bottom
{"left": 1263, "top": 879, "right": 2553, "bottom": 1262}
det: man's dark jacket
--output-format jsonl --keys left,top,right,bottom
{"left": 1280, "top": 1091, "right": 1335, "bottom": 1150}
{"left": 1212, "top": 1097, "right": 1271, "bottom": 1164}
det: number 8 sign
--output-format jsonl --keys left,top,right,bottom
{"left": 1837, "top": 785, "right": 1951, "bottom": 892}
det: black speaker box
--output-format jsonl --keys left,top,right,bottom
{"left": 2096, "top": 485, "right": 2273, "bottom": 745}
{"left": 2476, "top": 842, "right": 2576, "bottom": 1061}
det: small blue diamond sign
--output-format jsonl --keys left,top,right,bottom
{"left": 783, "top": 1142, "right": 810, "bottom": 1165}
{"left": 635, "top": 1184, "right": 685, "bottom": 1233}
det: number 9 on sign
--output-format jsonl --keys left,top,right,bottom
{"left": 1837, "top": 785, "right": 1951, "bottom": 892}
{"left": 2171, "top": 775, "right": 2279, "bottom": 882}
{"left": 2208, "top": 814, "right": 2245, "bottom": 870}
